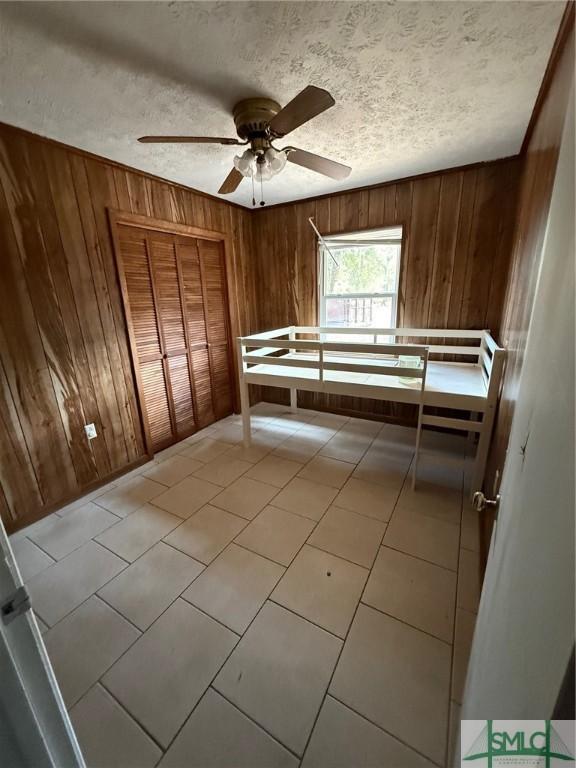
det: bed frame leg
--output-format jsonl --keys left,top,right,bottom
{"left": 240, "top": 377, "right": 251, "bottom": 448}
{"left": 412, "top": 409, "right": 425, "bottom": 491}
{"left": 471, "top": 406, "right": 495, "bottom": 497}
{"left": 290, "top": 388, "right": 298, "bottom": 413}
{"left": 236, "top": 337, "right": 251, "bottom": 448}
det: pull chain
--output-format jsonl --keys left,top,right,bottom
{"left": 260, "top": 173, "right": 265, "bottom": 207}
{"left": 251, "top": 173, "right": 256, "bottom": 207}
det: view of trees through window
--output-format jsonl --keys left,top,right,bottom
{"left": 322, "top": 243, "right": 401, "bottom": 328}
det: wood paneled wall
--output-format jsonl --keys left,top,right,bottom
{"left": 485, "top": 5, "right": 574, "bottom": 496}
{"left": 251, "top": 158, "right": 520, "bottom": 420}
{"left": 0, "top": 124, "right": 256, "bottom": 532}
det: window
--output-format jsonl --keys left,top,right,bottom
{"left": 319, "top": 226, "right": 402, "bottom": 330}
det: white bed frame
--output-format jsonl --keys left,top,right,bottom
{"left": 236, "top": 326, "right": 505, "bottom": 492}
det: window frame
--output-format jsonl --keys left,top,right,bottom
{"left": 318, "top": 229, "right": 403, "bottom": 328}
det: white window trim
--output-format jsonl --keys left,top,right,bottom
{"left": 318, "top": 236, "right": 402, "bottom": 327}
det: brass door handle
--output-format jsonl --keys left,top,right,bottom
{"left": 472, "top": 491, "right": 500, "bottom": 512}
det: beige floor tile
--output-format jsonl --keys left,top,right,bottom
{"left": 457, "top": 548, "right": 482, "bottom": 612}
{"left": 10, "top": 536, "right": 55, "bottom": 582}
{"left": 235, "top": 506, "right": 315, "bottom": 566}
{"left": 362, "top": 546, "right": 456, "bottom": 642}
{"left": 245, "top": 455, "right": 304, "bottom": 489}
{"left": 302, "top": 696, "right": 435, "bottom": 768}
{"left": 70, "top": 685, "right": 161, "bottom": 768}
{"left": 211, "top": 477, "right": 279, "bottom": 520}
{"left": 366, "top": 440, "right": 415, "bottom": 467}
{"left": 448, "top": 701, "right": 462, "bottom": 768}
{"left": 272, "top": 477, "right": 338, "bottom": 521}
{"left": 320, "top": 434, "right": 372, "bottom": 464}
{"left": 271, "top": 411, "right": 316, "bottom": 429}
{"left": 210, "top": 422, "right": 247, "bottom": 444}
{"left": 95, "top": 477, "right": 165, "bottom": 518}
{"left": 193, "top": 453, "right": 253, "bottom": 487}
{"left": 29, "top": 503, "right": 119, "bottom": 560}
{"left": 114, "top": 461, "right": 156, "bottom": 486}
{"left": 96, "top": 504, "right": 182, "bottom": 562}
{"left": 183, "top": 543, "right": 283, "bottom": 634}
{"left": 352, "top": 453, "right": 409, "bottom": 489}
{"left": 384, "top": 507, "right": 460, "bottom": 570}
{"left": 158, "top": 688, "right": 298, "bottom": 768}
{"left": 308, "top": 506, "right": 386, "bottom": 568}
{"left": 461, "top": 506, "right": 481, "bottom": 552}
{"left": 396, "top": 480, "right": 462, "bottom": 526}
{"left": 415, "top": 456, "right": 464, "bottom": 493}
{"left": 104, "top": 599, "right": 237, "bottom": 748}
{"left": 44, "top": 596, "right": 139, "bottom": 706}
{"left": 224, "top": 442, "right": 271, "bottom": 463}
{"left": 345, "top": 418, "right": 383, "bottom": 437}
{"left": 214, "top": 602, "right": 342, "bottom": 755}
{"left": 376, "top": 423, "right": 417, "bottom": 446}
{"left": 164, "top": 504, "right": 247, "bottom": 564}
{"left": 152, "top": 476, "right": 221, "bottom": 518}
{"left": 298, "top": 423, "right": 339, "bottom": 442}
{"left": 330, "top": 605, "right": 450, "bottom": 765}
{"left": 272, "top": 545, "right": 368, "bottom": 638}
{"left": 335, "top": 477, "right": 398, "bottom": 522}
{"left": 153, "top": 441, "right": 189, "bottom": 462}
{"left": 308, "top": 412, "right": 349, "bottom": 429}
{"left": 99, "top": 542, "right": 203, "bottom": 629}
{"left": 28, "top": 541, "right": 126, "bottom": 626}
{"left": 248, "top": 427, "right": 298, "bottom": 450}
{"left": 182, "top": 425, "right": 219, "bottom": 445}
{"left": 298, "top": 455, "right": 355, "bottom": 489}
{"left": 273, "top": 432, "right": 326, "bottom": 462}
{"left": 181, "top": 437, "right": 235, "bottom": 463}
{"left": 452, "top": 608, "right": 477, "bottom": 703}
{"left": 142, "top": 455, "right": 203, "bottom": 487}
{"left": 55, "top": 484, "right": 118, "bottom": 517}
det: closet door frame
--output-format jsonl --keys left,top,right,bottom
{"left": 108, "top": 209, "right": 239, "bottom": 456}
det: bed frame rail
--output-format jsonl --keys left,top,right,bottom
{"left": 237, "top": 326, "right": 505, "bottom": 494}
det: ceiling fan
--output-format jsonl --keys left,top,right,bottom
{"left": 138, "top": 85, "right": 351, "bottom": 201}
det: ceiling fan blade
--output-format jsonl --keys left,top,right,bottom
{"left": 218, "top": 167, "right": 244, "bottom": 194}
{"left": 287, "top": 148, "right": 351, "bottom": 180}
{"left": 138, "top": 136, "right": 243, "bottom": 145}
{"left": 269, "top": 86, "right": 335, "bottom": 137}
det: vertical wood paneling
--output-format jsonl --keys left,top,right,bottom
{"left": 427, "top": 173, "right": 463, "bottom": 328}
{"left": 0, "top": 175, "right": 77, "bottom": 505}
{"left": 486, "top": 9, "right": 574, "bottom": 495}
{"left": 253, "top": 158, "right": 520, "bottom": 421}
{"left": 0, "top": 123, "right": 255, "bottom": 532}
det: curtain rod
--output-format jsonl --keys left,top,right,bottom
{"left": 308, "top": 217, "right": 338, "bottom": 266}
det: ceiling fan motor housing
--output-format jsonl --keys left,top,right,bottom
{"left": 233, "top": 98, "right": 281, "bottom": 140}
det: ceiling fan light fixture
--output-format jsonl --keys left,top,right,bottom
{"left": 264, "top": 147, "right": 288, "bottom": 174}
{"left": 233, "top": 148, "right": 257, "bottom": 177}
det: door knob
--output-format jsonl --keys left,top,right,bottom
{"left": 472, "top": 491, "right": 500, "bottom": 512}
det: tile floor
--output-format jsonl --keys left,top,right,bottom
{"left": 10, "top": 402, "right": 483, "bottom": 768}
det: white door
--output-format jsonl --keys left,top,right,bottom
{"left": 0, "top": 517, "right": 84, "bottom": 767}
{"left": 462, "top": 85, "right": 575, "bottom": 718}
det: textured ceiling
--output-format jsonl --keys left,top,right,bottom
{"left": 0, "top": 1, "right": 564, "bottom": 207}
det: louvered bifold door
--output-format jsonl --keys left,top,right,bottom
{"left": 178, "top": 242, "right": 216, "bottom": 428}
{"left": 197, "top": 240, "right": 234, "bottom": 418}
{"left": 148, "top": 234, "right": 197, "bottom": 442}
{"left": 117, "top": 226, "right": 173, "bottom": 451}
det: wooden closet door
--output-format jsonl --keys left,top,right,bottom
{"left": 116, "top": 223, "right": 233, "bottom": 453}
{"left": 197, "top": 239, "right": 234, "bottom": 418}
{"left": 117, "top": 226, "right": 173, "bottom": 450}
{"left": 148, "top": 233, "right": 196, "bottom": 441}
{"left": 179, "top": 242, "right": 216, "bottom": 427}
